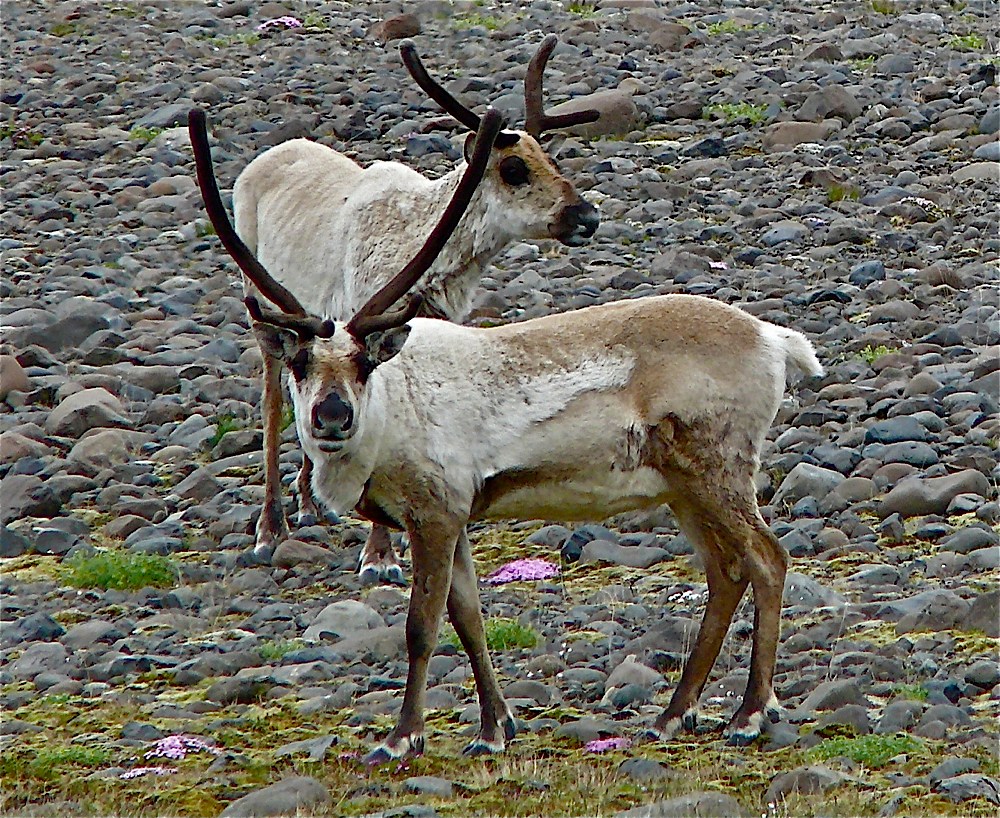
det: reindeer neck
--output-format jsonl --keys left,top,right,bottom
{"left": 418, "top": 165, "right": 512, "bottom": 322}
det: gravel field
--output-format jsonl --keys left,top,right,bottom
{"left": 1, "top": 1, "right": 998, "bottom": 816}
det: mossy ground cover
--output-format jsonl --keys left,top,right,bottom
{"left": 3, "top": 507, "right": 996, "bottom": 816}
{"left": 4, "top": 689, "right": 998, "bottom": 817}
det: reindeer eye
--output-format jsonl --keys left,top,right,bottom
{"left": 290, "top": 349, "right": 310, "bottom": 381}
{"left": 499, "top": 156, "right": 530, "bottom": 187}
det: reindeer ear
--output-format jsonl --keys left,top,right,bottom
{"left": 253, "top": 323, "right": 304, "bottom": 365}
{"left": 463, "top": 132, "right": 477, "bottom": 164}
{"left": 364, "top": 325, "right": 412, "bottom": 366}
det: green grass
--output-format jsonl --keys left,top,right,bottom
{"left": 209, "top": 414, "right": 241, "bottom": 448}
{"left": 49, "top": 21, "right": 81, "bottom": 37}
{"left": 567, "top": 2, "right": 598, "bottom": 17}
{"left": 849, "top": 56, "right": 876, "bottom": 72}
{"left": 280, "top": 404, "right": 296, "bottom": 433}
{"left": 201, "top": 32, "right": 261, "bottom": 47}
{"left": 62, "top": 550, "right": 178, "bottom": 591}
{"left": 301, "top": 11, "right": 330, "bottom": 30}
{"left": 453, "top": 12, "right": 508, "bottom": 31}
{"left": 857, "top": 344, "right": 892, "bottom": 364}
{"left": 441, "top": 618, "right": 539, "bottom": 651}
{"left": 869, "top": 0, "right": 899, "bottom": 14}
{"left": 259, "top": 638, "right": 307, "bottom": 662}
{"left": 26, "top": 746, "right": 113, "bottom": 780}
{"left": 703, "top": 102, "right": 769, "bottom": 125}
{"left": 947, "top": 33, "right": 985, "bottom": 50}
{"left": 706, "top": 20, "right": 764, "bottom": 35}
{"left": 129, "top": 126, "right": 163, "bottom": 143}
{"left": 891, "top": 683, "right": 929, "bottom": 701}
{"left": 0, "top": 126, "right": 44, "bottom": 147}
{"left": 810, "top": 734, "right": 921, "bottom": 768}
{"left": 827, "top": 184, "right": 860, "bottom": 203}
{"left": 194, "top": 221, "right": 216, "bottom": 238}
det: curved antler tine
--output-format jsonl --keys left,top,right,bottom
{"left": 522, "top": 35, "right": 601, "bottom": 137}
{"left": 244, "top": 296, "right": 335, "bottom": 339}
{"left": 399, "top": 39, "right": 482, "bottom": 132}
{"left": 347, "top": 108, "right": 505, "bottom": 338}
{"left": 188, "top": 109, "right": 308, "bottom": 317}
{"left": 524, "top": 34, "right": 558, "bottom": 138}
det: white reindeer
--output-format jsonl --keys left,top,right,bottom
{"left": 193, "top": 119, "right": 824, "bottom": 763}
{"left": 227, "top": 36, "right": 601, "bottom": 582}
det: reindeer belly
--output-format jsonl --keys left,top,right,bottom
{"left": 472, "top": 462, "right": 670, "bottom": 522}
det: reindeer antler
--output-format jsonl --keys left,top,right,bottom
{"left": 523, "top": 34, "right": 601, "bottom": 138}
{"left": 401, "top": 36, "right": 599, "bottom": 141}
{"left": 189, "top": 109, "right": 310, "bottom": 318}
{"left": 347, "top": 107, "right": 505, "bottom": 339}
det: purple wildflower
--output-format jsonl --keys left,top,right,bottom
{"left": 256, "top": 16, "right": 303, "bottom": 32}
{"left": 485, "top": 558, "right": 560, "bottom": 585}
{"left": 144, "top": 734, "right": 220, "bottom": 761}
{"left": 584, "top": 737, "right": 631, "bottom": 753}
{"left": 120, "top": 766, "right": 178, "bottom": 780}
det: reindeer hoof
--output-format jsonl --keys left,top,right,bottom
{"left": 363, "top": 734, "right": 423, "bottom": 766}
{"left": 724, "top": 711, "right": 764, "bottom": 747}
{"left": 294, "top": 512, "right": 318, "bottom": 528}
{"left": 681, "top": 707, "right": 699, "bottom": 732}
{"left": 358, "top": 561, "right": 407, "bottom": 587}
{"left": 462, "top": 737, "right": 506, "bottom": 757}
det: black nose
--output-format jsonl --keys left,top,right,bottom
{"left": 566, "top": 200, "right": 600, "bottom": 239}
{"left": 312, "top": 393, "right": 353, "bottom": 437}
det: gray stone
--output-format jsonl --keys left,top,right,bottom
{"left": 760, "top": 220, "right": 809, "bottom": 248}
{"left": 616, "top": 758, "right": 674, "bottom": 783}
{"left": 303, "top": 600, "right": 384, "bottom": 642}
{"left": 271, "top": 540, "right": 338, "bottom": 568}
{"left": 878, "top": 470, "right": 991, "bottom": 518}
{"left": 45, "top": 388, "right": 130, "bottom": 437}
{"left": 763, "top": 120, "right": 839, "bottom": 150}
{"left": 783, "top": 572, "right": 845, "bottom": 609}
{"left": 932, "top": 774, "right": 1000, "bottom": 805}
{"left": 0, "top": 475, "right": 61, "bottom": 523}
{"left": 799, "top": 680, "right": 870, "bottom": 713}
{"left": 765, "top": 765, "right": 847, "bottom": 803}
{"left": 615, "top": 792, "right": 746, "bottom": 818}
{"left": 0, "top": 355, "right": 30, "bottom": 400}
{"left": 896, "top": 590, "right": 971, "bottom": 634}
{"left": 773, "top": 463, "right": 845, "bottom": 505}
{"left": 219, "top": 775, "right": 329, "bottom": 817}
{"left": 798, "top": 86, "right": 862, "bottom": 122}
{"left": 0, "top": 525, "right": 32, "bottom": 557}
{"left": 402, "top": 776, "right": 454, "bottom": 798}
{"left": 580, "top": 539, "right": 668, "bottom": 568}
{"left": 876, "top": 700, "right": 924, "bottom": 734}
{"left": 274, "top": 735, "right": 336, "bottom": 762}
{"left": 964, "top": 590, "right": 999, "bottom": 637}
{"left": 929, "top": 758, "right": 981, "bottom": 787}
{"left": 941, "top": 527, "right": 998, "bottom": 554}
{"left": 865, "top": 416, "right": 930, "bottom": 444}
{"left": 973, "top": 141, "right": 1000, "bottom": 162}
{"left": 964, "top": 661, "right": 1000, "bottom": 690}
{"left": 546, "top": 87, "right": 641, "bottom": 138}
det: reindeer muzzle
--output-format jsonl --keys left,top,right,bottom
{"left": 553, "top": 199, "right": 600, "bottom": 247}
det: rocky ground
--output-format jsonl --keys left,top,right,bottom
{"left": 1, "top": 0, "right": 998, "bottom": 816}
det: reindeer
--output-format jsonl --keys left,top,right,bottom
{"left": 228, "top": 36, "right": 601, "bottom": 582}
{"left": 194, "top": 105, "right": 824, "bottom": 763}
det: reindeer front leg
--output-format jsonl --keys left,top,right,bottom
{"left": 255, "top": 352, "right": 289, "bottom": 551}
{"left": 447, "top": 528, "right": 515, "bottom": 755}
{"left": 363, "top": 512, "right": 463, "bottom": 765}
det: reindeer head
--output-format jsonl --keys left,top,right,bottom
{"left": 189, "top": 106, "right": 501, "bottom": 451}
{"left": 401, "top": 35, "right": 601, "bottom": 247}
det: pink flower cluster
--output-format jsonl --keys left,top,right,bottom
{"left": 256, "top": 16, "right": 302, "bottom": 32}
{"left": 120, "top": 766, "right": 177, "bottom": 780}
{"left": 144, "top": 734, "right": 221, "bottom": 761}
{"left": 584, "top": 737, "right": 631, "bottom": 753}
{"left": 484, "top": 558, "right": 560, "bottom": 585}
